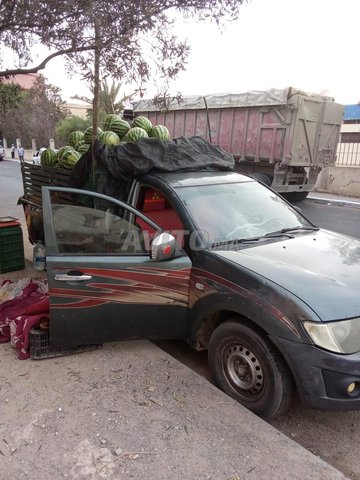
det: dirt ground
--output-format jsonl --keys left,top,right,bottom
{"left": 0, "top": 340, "right": 347, "bottom": 480}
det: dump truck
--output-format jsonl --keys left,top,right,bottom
{"left": 133, "top": 87, "right": 344, "bottom": 201}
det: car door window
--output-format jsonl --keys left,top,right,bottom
{"left": 50, "top": 194, "right": 148, "bottom": 255}
{"left": 135, "top": 186, "right": 184, "bottom": 248}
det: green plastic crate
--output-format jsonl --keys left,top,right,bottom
{"left": 0, "top": 225, "right": 25, "bottom": 273}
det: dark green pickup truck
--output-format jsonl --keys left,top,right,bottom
{"left": 20, "top": 162, "right": 360, "bottom": 420}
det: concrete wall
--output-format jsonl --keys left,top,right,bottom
{"left": 315, "top": 165, "right": 360, "bottom": 197}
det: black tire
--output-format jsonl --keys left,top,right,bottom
{"left": 208, "top": 320, "right": 293, "bottom": 419}
{"left": 282, "top": 191, "right": 309, "bottom": 203}
{"left": 252, "top": 173, "right": 272, "bottom": 187}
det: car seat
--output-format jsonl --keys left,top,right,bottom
{"left": 137, "top": 189, "right": 184, "bottom": 246}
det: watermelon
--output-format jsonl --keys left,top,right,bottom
{"left": 75, "top": 139, "right": 86, "bottom": 150}
{"left": 77, "top": 143, "right": 90, "bottom": 155}
{"left": 83, "top": 126, "right": 103, "bottom": 145}
{"left": 57, "top": 146, "right": 74, "bottom": 163}
{"left": 68, "top": 131, "right": 84, "bottom": 148}
{"left": 103, "top": 113, "right": 119, "bottom": 130}
{"left": 57, "top": 146, "right": 81, "bottom": 169}
{"left": 149, "top": 125, "right": 170, "bottom": 140}
{"left": 132, "top": 116, "right": 152, "bottom": 134}
{"left": 101, "top": 131, "right": 121, "bottom": 147}
{"left": 40, "top": 148, "right": 57, "bottom": 167}
{"left": 103, "top": 114, "right": 130, "bottom": 138}
{"left": 124, "top": 127, "right": 148, "bottom": 142}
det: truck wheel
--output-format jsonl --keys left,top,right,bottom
{"left": 208, "top": 321, "right": 293, "bottom": 419}
{"left": 282, "top": 191, "right": 309, "bottom": 202}
{"left": 252, "top": 173, "right": 272, "bottom": 187}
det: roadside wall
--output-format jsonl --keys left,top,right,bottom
{"left": 4, "top": 147, "right": 35, "bottom": 162}
{"left": 315, "top": 166, "right": 360, "bottom": 197}
{"left": 5, "top": 148, "right": 36, "bottom": 161}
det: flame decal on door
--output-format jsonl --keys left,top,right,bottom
{"left": 50, "top": 266, "right": 191, "bottom": 309}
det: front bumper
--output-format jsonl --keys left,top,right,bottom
{"left": 271, "top": 335, "right": 360, "bottom": 410}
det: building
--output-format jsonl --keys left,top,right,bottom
{"left": 65, "top": 102, "right": 91, "bottom": 119}
{"left": 2, "top": 73, "right": 40, "bottom": 90}
{"left": 336, "top": 104, "right": 360, "bottom": 167}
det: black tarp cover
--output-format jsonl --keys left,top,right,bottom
{"left": 70, "top": 136, "right": 234, "bottom": 201}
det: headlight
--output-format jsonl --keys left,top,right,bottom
{"left": 303, "top": 318, "right": 360, "bottom": 354}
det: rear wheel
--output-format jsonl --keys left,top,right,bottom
{"left": 282, "top": 191, "right": 309, "bottom": 202}
{"left": 208, "top": 320, "right": 293, "bottom": 419}
{"left": 252, "top": 173, "right": 273, "bottom": 187}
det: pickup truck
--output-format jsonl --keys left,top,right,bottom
{"left": 37, "top": 167, "right": 360, "bottom": 419}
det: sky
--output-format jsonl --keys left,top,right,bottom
{"left": 22, "top": 0, "right": 360, "bottom": 105}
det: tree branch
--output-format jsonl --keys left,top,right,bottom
{"left": 0, "top": 45, "right": 96, "bottom": 78}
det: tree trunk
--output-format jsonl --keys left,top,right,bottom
{"left": 92, "top": 20, "right": 101, "bottom": 186}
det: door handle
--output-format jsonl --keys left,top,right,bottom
{"left": 55, "top": 274, "right": 92, "bottom": 282}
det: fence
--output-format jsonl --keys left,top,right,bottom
{"left": 335, "top": 127, "right": 360, "bottom": 167}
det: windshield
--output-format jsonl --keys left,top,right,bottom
{"left": 176, "top": 181, "right": 315, "bottom": 246}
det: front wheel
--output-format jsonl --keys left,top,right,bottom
{"left": 208, "top": 321, "right": 293, "bottom": 419}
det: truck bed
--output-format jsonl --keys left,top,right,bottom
{"left": 133, "top": 87, "right": 344, "bottom": 196}
{"left": 20, "top": 163, "right": 74, "bottom": 244}
{"left": 21, "top": 163, "right": 72, "bottom": 207}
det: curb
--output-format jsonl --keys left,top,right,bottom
{"left": 307, "top": 195, "right": 360, "bottom": 209}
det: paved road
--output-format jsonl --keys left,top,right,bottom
{"left": 2, "top": 159, "right": 360, "bottom": 479}
{"left": 1, "top": 160, "right": 26, "bottom": 221}
{"left": 299, "top": 199, "right": 360, "bottom": 239}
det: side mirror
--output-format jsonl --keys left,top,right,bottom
{"left": 151, "top": 232, "right": 176, "bottom": 261}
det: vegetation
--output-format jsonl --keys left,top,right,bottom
{"left": 55, "top": 116, "right": 92, "bottom": 147}
{"left": 0, "top": 1, "right": 244, "bottom": 83}
{"left": 1, "top": 76, "right": 68, "bottom": 148}
{"left": 0, "top": 83, "right": 23, "bottom": 141}
{"left": 0, "top": 1, "right": 244, "bottom": 156}
{"left": 73, "top": 79, "right": 133, "bottom": 126}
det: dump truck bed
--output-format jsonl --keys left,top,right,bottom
{"left": 134, "top": 87, "right": 343, "bottom": 167}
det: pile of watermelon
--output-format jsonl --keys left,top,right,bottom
{"left": 40, "top": 114, "right": 171, "bottom": 169}
{"left": 101, "top": 114, "right": 171, "bottom": 145}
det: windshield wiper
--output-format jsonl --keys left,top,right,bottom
{"left": 211, "top": 225, "right": 319, "bottom": 248}
{"left": 211, "top": 232, "right": 294, "bottom": 248}
{"left": 278, "top": 225, "right": 319, "bottom": 233}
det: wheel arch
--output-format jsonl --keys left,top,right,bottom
{"left": 189, "top": 308, "right": 278, "bottom": 350}
{"left": 188, "top": 296, "right": 302, "bottom": 351}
